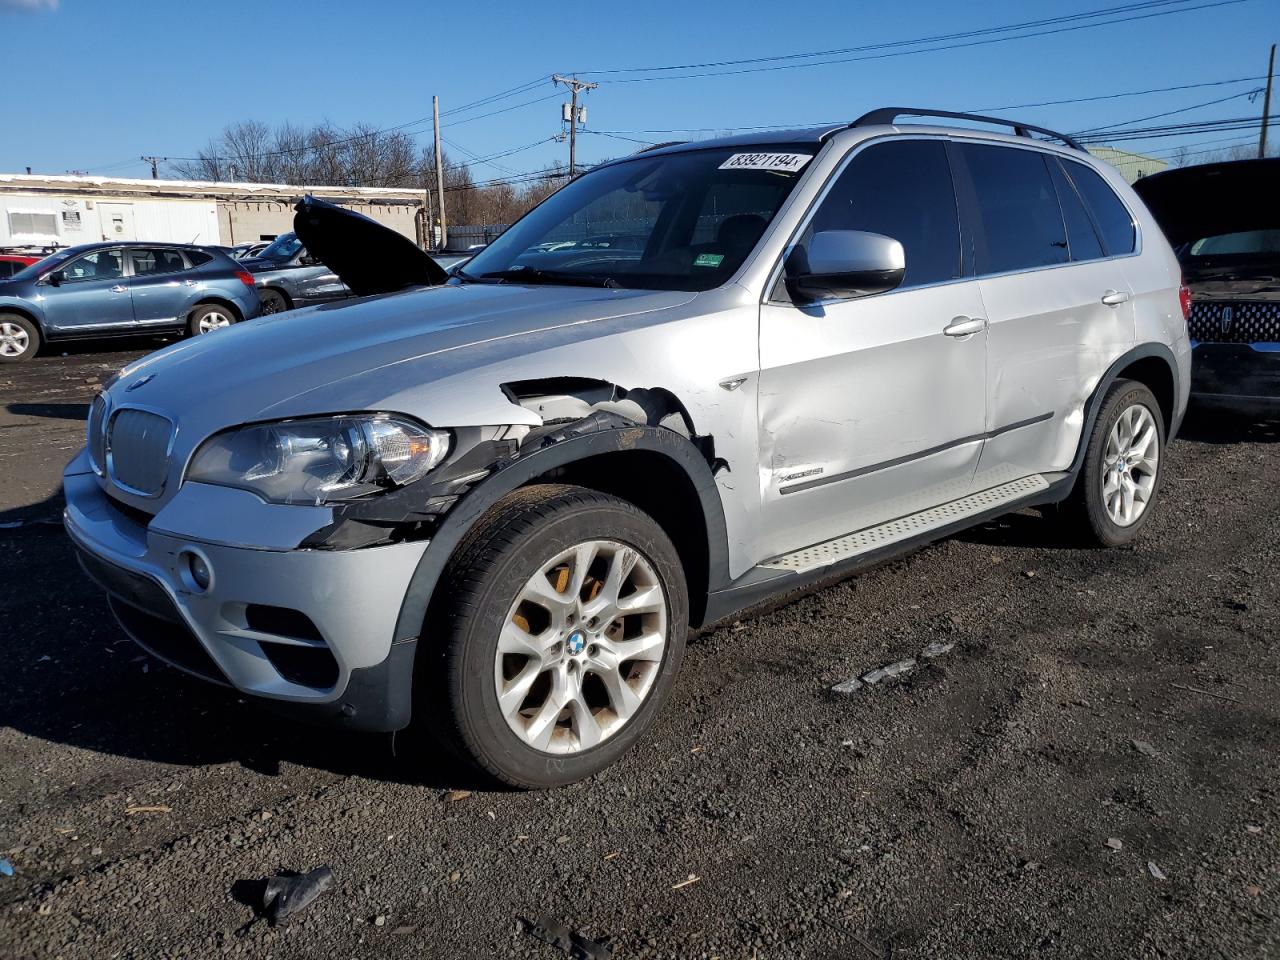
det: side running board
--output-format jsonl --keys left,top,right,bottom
{"left": 761, "top": 475, "right": 1050, "bottom": 574}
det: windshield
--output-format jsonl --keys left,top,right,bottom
{"left": 9, "top": 249, "right": 73, "bottom": 283}
{"left": 460, "top": 145, "right": 819, "bottom": 292}
{"left": 256, "top": 233, "right": 304, "bottom": 262}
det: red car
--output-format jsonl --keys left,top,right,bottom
{"left": 0, "top": 254, "right": 41, "bottom": 280}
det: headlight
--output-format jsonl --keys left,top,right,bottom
{"left": 187, "top": 414, "right": 450, "bottom": 505}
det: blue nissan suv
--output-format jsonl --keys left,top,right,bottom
{"left": 0, "top": 242, "right": 261, "bottom": 362}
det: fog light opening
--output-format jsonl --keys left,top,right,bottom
{"left": 180, "top": 549, "right": 213, "bottom": 593}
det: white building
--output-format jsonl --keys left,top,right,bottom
{"left": 0, "top": 173, "right": 429, "bottom": 250}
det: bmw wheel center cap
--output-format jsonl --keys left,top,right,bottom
{"left": 567, "top": 631, "right": 586, "bottom": 656}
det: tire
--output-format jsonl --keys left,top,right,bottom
{"left": 187, "top": 303, "right": 238, "bottom": 336}
{"left": 0, "top": 313, "right": 40, "bottom": 363}
{"left": 1062, "top": 379, "right": 1165, "bottom": 547}
{"left": 425, "top": 483, "right": 689, "bottom": 789}
{"left": 258, "top": 289, "right": 289, "bottom": 315}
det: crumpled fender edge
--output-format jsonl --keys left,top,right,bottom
{"left": 391, "top": 423, "right": 731, "bottom": 645}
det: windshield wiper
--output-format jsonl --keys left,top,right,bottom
{"left": 476, "top": 266, "right": 621, "bottom": 288}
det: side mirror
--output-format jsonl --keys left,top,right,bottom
{"left": 46, "top": 270, "right": 65, "bottom": 287}
{"left": 784, "top": 230, "right": 905, "bottom": 302}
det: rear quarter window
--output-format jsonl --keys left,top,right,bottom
{"left": 1062, "top": 159, "right": 1137, "bottom": 256}
{"left": 187, "top": 250, "right": 214, "bottom": 266}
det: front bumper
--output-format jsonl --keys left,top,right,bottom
{"left": 63, "top": 453, "right": 429, "bottom": 731}
{"left": 1191, "top": 342, "right": 1280, "bottom": 408}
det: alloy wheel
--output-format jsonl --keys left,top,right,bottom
{"left": 494, "top": 539, "right": 667, "bottom": 755}
{"left": 0, "top": 321, "right": 30, "bottom": 357}
{"left": 1102, "top": 402, "right": 1159, "bottom": 527}
{"left": 197, "top": 310, "right": 232, "bottom": 334}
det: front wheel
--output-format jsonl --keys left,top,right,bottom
{"left": 428, "top": 485, "right": 688, "bottom": 788}
{"left": 1063, "top": 379, "right": 1165, "bottom": 546}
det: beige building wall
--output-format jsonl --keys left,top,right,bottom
{"left": 218, "top": 199, "right": 421, "bottom": 245}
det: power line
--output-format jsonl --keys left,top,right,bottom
{"left": 582, "top": 0, "right": 1248, "bottom": 84}
{"left": 586, "top": 74, "right": 1270, "bottom": 140}
{"left": 579, "top": 0, "right": 1196, "bottom": 75}
{"left": 1072, "top": 88, "right": 1263, "bottom": 134}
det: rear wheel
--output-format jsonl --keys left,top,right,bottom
{"left": 1063, "top": 379, "right": 1164, "bottom": 546}
{"left": 187, "top": 303, "right": 237, "bottom": 336}
{"left": 0, "top": 313, "right": 40, "bottom": 363}
{"left": 426, "top": 484, "right": 688, "bottom": 788}
{"left": 258, "top": 289, "right": 289, "bottom": 315}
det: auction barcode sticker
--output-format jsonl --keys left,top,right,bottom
{"left": 718, "top": 152, "right": 812, "bottom": 172}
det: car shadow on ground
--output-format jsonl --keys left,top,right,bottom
{"left": 1, "top": 494, "right": 485, "bottom": 792}
{"left": 36, "top": 333, "right": 179, "bottom": 360}
{"left": 1177, "top": 402, "right": 1280, "bottom": 444}
{"left": 6, "top": 402, "right": 89, "bottom": 421}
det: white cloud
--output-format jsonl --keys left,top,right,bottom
{"left": 0, "top": 0, "right": 60, "bottom": 11}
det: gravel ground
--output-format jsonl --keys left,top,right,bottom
{"left": 1, "top": 341, "right": 1277, "bottom": 959}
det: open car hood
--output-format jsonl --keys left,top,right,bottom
{"left": 293, "top": 195, "right": 448, "bottom": 296}
{"left": 1133, "top": 158, "right": 1280, "bottom": 248}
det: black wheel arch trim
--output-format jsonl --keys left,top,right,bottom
{"left": 391, "top": 423, "right": 732, "bottom": 646}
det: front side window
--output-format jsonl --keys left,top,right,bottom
{"left": 461, "top": 144, "right": 818, "bottom": 292}
{"left": 960, "top": 143, "right": 1069, "bottom": 275}
{"left": 61, "top": 249, "right": 123, "bottom": 282}
{"left": 1062, "top": 159, "right": 1136, "bottom": 256}
{"left": 804, "top": 139, "right": 960, "bottom": 289}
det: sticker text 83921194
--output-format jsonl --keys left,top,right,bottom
{"left": 718, "top": 153, "right": 813, "bottom": 173}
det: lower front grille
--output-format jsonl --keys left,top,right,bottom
{"left": 109, "top": 598, "right": 228, "bottom": 684}
{"left": 1190, "top": 300, "right": 1280, "bottom": 345}
{"left": 77, "top": 548, "right": 174, "bottom": 621}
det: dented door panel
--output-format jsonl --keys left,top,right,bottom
{"left": 756, "top": 280, "right": 988, "bottom": 561}
{"left": 975, "top": 259, "right": 1136, "bottom": 479}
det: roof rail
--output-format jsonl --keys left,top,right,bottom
{"left": 851, "top": 107, "right": 1086, "bottom": 152}
{"left": 635, "top": 140, "right": 688, "bottom": 154}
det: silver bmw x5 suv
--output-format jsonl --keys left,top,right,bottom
{"left": 65, "top": 108, "right": 1191, "bottom": 788}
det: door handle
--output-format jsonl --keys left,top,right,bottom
{"left": 110, "top": 285, "right": 127, "bottom": 294}
{"left": 943, "top": 316, "right": 986, "bottom": 337}
{"left": 1101, "top": 289, "right": 1131, "bottom": 306}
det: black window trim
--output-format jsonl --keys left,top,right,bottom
{"left": 947, "top": 136, "right": 1143, "bottom": 282}
{"left": 1057, "top": 154, "right": 1140, "bottom": 259}
{"left": 1046, "top": 155, "right": 1108, "bottom": 262}
{"left": 765, "top": 132, "right": 971, "bottom": 305}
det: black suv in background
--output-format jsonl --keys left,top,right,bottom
{"left": 1135, "top": 158, "right": 1280, "bottom": 410}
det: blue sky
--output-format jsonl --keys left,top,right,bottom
{"left": 1, "top": 0, "right": 1274, "bottom": 181}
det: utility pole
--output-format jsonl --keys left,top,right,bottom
{"left": 432, "top": 95, "right": 448, "bottom": 250}
{"left": 552, "top": 74, "right": 597, "bottom": 176}
{"left": 141, "top": 156, "right": 166, "bottom": 179}
{"left": 1261, "top": 43, "right": 1276, "bottom": 158}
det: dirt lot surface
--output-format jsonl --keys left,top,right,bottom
{"left": 1, "top": 341, "right": 1278, "bottom": 959}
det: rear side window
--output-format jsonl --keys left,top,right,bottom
{"left": 129, "top": 248, "right": 188, "bottom": 276}
{"left": 1048, "top": 159, "right": 1104, "bottom": 262}
{"left": 187, "top": 250, "right": 213, "bottom": 266}
{"left": 1062, "top": 159, "right": 1136, "bottom": 256}
{"left": 0, "top": 261, "right": 17, "bottom": 279}
{"left": 959, "top": 143, "right": 1068, "bottom": 275}
{"left": 807, "top": 139, "right": 960, "bottom": 288}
